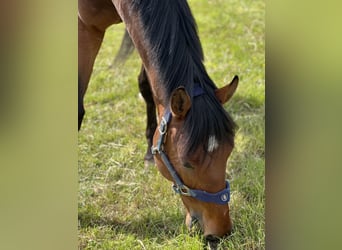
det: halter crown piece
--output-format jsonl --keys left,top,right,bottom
{"left": 151, "top": 84, "right": 230, "bottom": 205}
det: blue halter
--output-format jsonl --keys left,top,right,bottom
{"left": 151, "top": 84, "right": 230, "bottom": 205}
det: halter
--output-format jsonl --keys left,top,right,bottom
{"left": 151, "top": 85, "right": 230, "bottom": 205}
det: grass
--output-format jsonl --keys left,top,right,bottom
{"left": 78, "top": 0, "right": 264, "bottom": 249}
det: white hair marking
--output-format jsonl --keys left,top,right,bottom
{"left": 208, "top": 135, "right": 219, "bottom": 152}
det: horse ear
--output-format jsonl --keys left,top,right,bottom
{"left": 170, "top": 87, "right": 192, "bottom": 119}
{"left": 215, "top": 75, "right": 239, "bottom": 104}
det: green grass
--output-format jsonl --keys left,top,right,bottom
{"left": 79, "top": 0, "right": 264, "bottom": 249}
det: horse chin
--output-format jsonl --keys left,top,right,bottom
{"left": 205, "top": 235, "right": 220, "bottom": 250}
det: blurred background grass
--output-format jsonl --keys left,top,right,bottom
{"left": 0, "top": 1, "right": 77, "bottom": 250}
{"left": 266, "top": 0, "right": 342, "bottom": 249}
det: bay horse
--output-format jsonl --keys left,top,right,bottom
{"left": 78, "top": 0, "right": 239, "bottom": 242}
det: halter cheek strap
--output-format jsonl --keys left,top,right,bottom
{"left": 151, "top": 84, "right": 231, "bottom": 205}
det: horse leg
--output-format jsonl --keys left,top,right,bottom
{"left": 138, "top": 65, "right": 157, "bottom": 165}
{"left": 78, "top": 76, "right": 86, "bottom": 130}
{"left": 78, "top": 16, "right": 105, "bottom": 130}
{"left": 110, "top": 29, "right": 134, "bottom": 67}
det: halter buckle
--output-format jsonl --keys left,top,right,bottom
{"left": 151, "top": 115, "right": 169, "bottom": 155}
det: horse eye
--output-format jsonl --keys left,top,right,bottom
{"left": 184, "top": 162, "right": 193, "bottom": 169}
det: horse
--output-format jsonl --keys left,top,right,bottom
{"left": 78, "top": 0, "right": 239, "bottom": 243}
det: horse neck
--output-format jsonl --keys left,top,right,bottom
{"left": 113, "top": 1, "right": 206, "bottom": 107}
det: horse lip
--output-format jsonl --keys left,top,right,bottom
{"left": 205, "top": 234, "right": 220, "bottom": 240}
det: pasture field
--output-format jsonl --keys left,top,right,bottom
{"left": 78, "top": 0, "right": 264, "bottom": 249}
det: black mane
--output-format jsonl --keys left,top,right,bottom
{"left": 133, "top": 0, "right": 236, "bottom": 155}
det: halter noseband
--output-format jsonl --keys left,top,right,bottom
{"left": 151, "top": 85, "right": 230, "bottom": 205}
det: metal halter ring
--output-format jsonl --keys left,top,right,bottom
{"left": 173, "top": 184, "right": 193, "bottom": 196}
{"left": 158, "top": 117, "right": 168, "bottom": 135}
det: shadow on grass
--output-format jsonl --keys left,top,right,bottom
{"left": 78, "top": 208, "right": 185, "bottom": 241}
